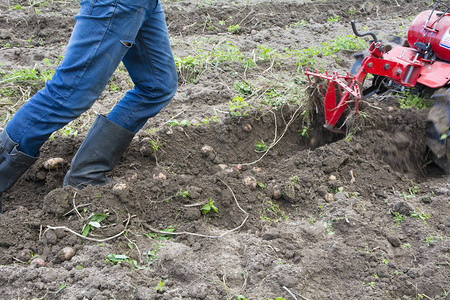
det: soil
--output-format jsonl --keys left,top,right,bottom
{"left": 0, "top": 0, "right": 448, "bottom": 299}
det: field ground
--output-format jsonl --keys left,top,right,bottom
{"left": 0, "top": 0, "right": 448, "bottom": 299}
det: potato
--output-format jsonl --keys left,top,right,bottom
{"left": 243, "top": 176, "right": 257, "bottom": 190}
{"left": 57, "top": 247, "right": 76, "bottom": 262}
{"left": 43, "top": 157, "right": 65, "bottom": 170}
{"left": 325, "top": 193, "right": 334, "bottom": 202}
{"left": 272, "top": 186, "right": 282, "bottom": 200}
{"left": 201, "top": 145, "right": 214, "bottom": 156}
{"left": 30, "top": 257, "right": 46, "bottom": 267}
{"left": 242, "top": 124, "right": 252, "bottom": 132}
{"left": 112, "top": 182, "right": 129, "bottom": 196}
{"left": 153, "top": 172, "right": 167, "bottom": 181}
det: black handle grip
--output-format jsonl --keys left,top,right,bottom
{"left": 351, "top": 20, "right": 378, "bottom": 43}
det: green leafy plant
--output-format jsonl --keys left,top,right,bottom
{"left": 82, "top": 213, "right": 109, "bottom": 237}
{"left": 424, "top": 236, "right": 442, "bottom": 246}
{"left": 145, "top": 226, "right": 176, "bottom": 241}
{"left": 258, "top": 45, "right": 278, "bottom": 61}
{"left": 327, "top": 15, "right": 340, "bottom": 23}
{"left": 180, "top": 119, "right": 190, "bottom": 126}
{"left": 392, "top": 211, "right": 405, "bottom": 226}
{"left": 234, "top": 81, "right": 253, "bottom": 95}
{"left": 325, "top": 220, "right": 335, "bottom": 235}
{"left": 410, "top": 209, "right": 430, "bottom": 222}
{"left": 348, "top": 7, "right": 356, "bottom": 15}
{"left": 167, "top": 120, "right": 179, "bottom": 127}
{"left": 298, "top": 126, "right": 310, "bottom": 137}
{"left": 59, "top": 125, "right": 78, "bottom": 137}
{"left": 201, "top": 198, "right": 219, "bottom": 215}
{"left": 106, "top": 254, "right": 133, "bottom": 264}
{"left": 254, "top": 140, "right": 268, "bottom": 152}
{"left": 155, "top": 279, "right": 167, "bottom": 293}
{"left": 399, "top": 91, "right": 433, "bottom": 110}
{"left": 227, "top": 24, "right": 240, "bottom": 33}
{"left": 402, "top": 242, "right": 411, "bottom": 248}
{"left": 229, "top": 95, "right": 251, "bottom": 117}
{"left": 57, "top": 283, "right": 67, "bottom": 294}
{"left": 261, "top": 200, "right": 287, "bottom": 223}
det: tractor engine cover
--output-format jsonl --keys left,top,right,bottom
{"left": 408, "top": 10, "right": 450, "bottom": 62}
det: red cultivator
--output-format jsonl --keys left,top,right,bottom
{"left": 305, "top": 0, "right": 450, "bottom": 171}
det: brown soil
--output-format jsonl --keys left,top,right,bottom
{"left": 0, "top": 0, "right": 448, "bottom": 299}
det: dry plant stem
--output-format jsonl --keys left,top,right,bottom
{"left": 63, "top": 203, "right": 91, "bottom": 217}
{"left": 149, "top": 179, "right": 248, "bottom": 239}
{"left": 123, "top": 233, "right": 142, "bottom": 264}
{"left": 12, "top": 257, "right": 26, "bottom": 264}
{"left": 72, "top": 192, "right": 82, "bottom": 219}
{"left": 44, "top": 214, "right": 131, "bottom": 243}
{"left": 241, "top": 105, "right": 303, "bottom": 166}
{"left": 183, "top": 201, "right": 207, "bottom": 207}
{"left": 360, "top": 99, "right": 383, "bottom": 110}
{"left": 157, "top": 110, "right": 185, "bottom": 131}
{"left": 350, "top": 170, "right": 356, "bottom": 184}
{"left": 282, "top": 286, "right": 299, "bottom": 300}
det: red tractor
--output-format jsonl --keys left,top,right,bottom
{"left": 305, "top": 0, "right": 450, "bottom": 172}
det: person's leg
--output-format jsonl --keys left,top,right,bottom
{"left": 64, "top": 1, "right": 178, "bottom": 188}
{"left": 107, "top": 1, "right": 178, "bottom": 133}
{"left": 0, "top": 0, "right": 157, "bottom": 203}
{"left": 5, "top": 0, "right": 154, "bottom": 157}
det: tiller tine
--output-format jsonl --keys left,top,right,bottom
{"left": 305, "top": 70, "right": 363, "bottom": 133}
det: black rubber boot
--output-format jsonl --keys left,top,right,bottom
{"left": 0, "top": 130, "right": 39, "bottom": 213}
{"left": 63, "top": 114, "right": 135, "bottom": 189}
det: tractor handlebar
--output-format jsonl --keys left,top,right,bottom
{"left": 351, "top": 20, "right": 378, "bottom": 43}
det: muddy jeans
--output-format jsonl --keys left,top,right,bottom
{"left": 5, "top": 0, "right": 178, "bottom": 156}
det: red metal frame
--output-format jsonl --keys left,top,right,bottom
{"left": 305, "top": 38, "right": 450, "bottom": 132}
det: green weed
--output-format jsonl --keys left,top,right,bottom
{"left": 234, "top": 81, "right": 253, "bottom": 95}
{"left": 399, "top": 91, "right": 433, "bottom": 110}
{"left": 261, "top": 200, "right": 287, "bottom": 223}
{"left": 201, "top": 198, "right": 219, "bottom": 215}
{"left": 327, "top": 16, "right": 340, "bottom": 23}
{"left": 155, "top": 279, "right": 167, "bottom": 293}
{"left": 227, "top": 24, "right": 240, "bottom": 34}
{"left": 348, "top": 7, "right": 357, "bottom": 15}
{"left": 258, "top": 45, "right": 278, "bottom": 62}
{"left": 402, "top": 243, "right": 411, "bottom": 248}
{"left": 410, "top": 209, "right": 430, "bottom": 222}
{"left": 325, "top": 220, "right": 335, "bottom": 235}
{"left": 424, "top": 236, "right": 442, "bottom": 246}
{"left": 254, "top": 140, "right": 268, "bottom": 152}
{"left": 145, "top": 226, "right": 176, "bottom": 241}
{"left": 392, "top": 211, "right": 405, "bottom": 226}
{"left": 82, "top": 213, "right": 109, "bottom": 237}
{"left": 229, "top": 95, "right": 251, "bottom": 117}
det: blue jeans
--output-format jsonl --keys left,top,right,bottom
{"left": 6, "top": 0, "right": 177, "bottom": 156}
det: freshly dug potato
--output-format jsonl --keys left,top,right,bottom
{"left": 57, "top": 247, "right": 76, "bottom": 262}
{"left": 43, "top": 157, "right": 66, "bottom": 170}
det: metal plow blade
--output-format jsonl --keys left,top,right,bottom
{"left": 305, "top": 70, "right": 362, "bottom": 134}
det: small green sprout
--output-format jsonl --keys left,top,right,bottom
{"left": 254, "top": 140, "right": 268, "bottom": 152}
{"left": 392, "top": 211, "right": 405, "bottom": 226}
{"left": 227, "top": 24, "right": 240, "bottom": 33}
{"left": 155, "top": 279, "right": 167, "bottom": 293}
{"left": 201, "top": 198, "right": 219, "bottom": 215}
{"left": 82, "top": 213, "right": 109, "bottom": 237}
